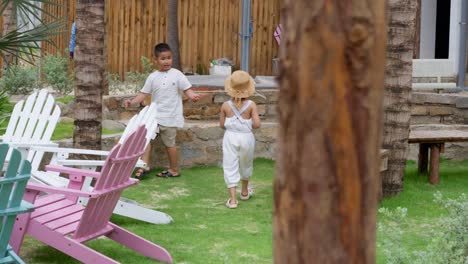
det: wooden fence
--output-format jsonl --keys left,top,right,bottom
{"left": 41, "top": 0, "right": 281, "bottom": 78}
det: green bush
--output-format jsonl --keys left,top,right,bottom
{"left": 0, "top": 89, "right": 11, "bottom": 131}
{"left": 378, "top": 192, "right": 467, "bottom": 264}
{"left": 0, "top": 64, "right": 38, "bottom": 95}
{"left": 42, "top": 53, "right": 74, "bottom": 96}
{"left": 127, "top": 56, "right": 154, "bottom": 88}
{"left": 109, "top": 56, "right": 154, "bottom": 94}
{"left": 140, "top": 56, "right": 154, "bottom": 74}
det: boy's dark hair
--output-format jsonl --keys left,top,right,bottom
{"left": 154, "top": 43, "right": 172, "bottom": 57}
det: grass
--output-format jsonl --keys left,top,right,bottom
{"left": 21, "top": 158, "right": 275, "bottom": 264}
{"left": 1, "top": 121, "right": 122, "bottom": 140}
{"left": 1, "top": 96, "right": 123, "bottom": 140}
{"left": 50, "top": 122, "right": 123, "bottom": 140}
{"left": 376, "top": 159, "right": 468, "bottom": 263}
{"left": 0, "top": 99, "right": 122, "bottom": 140}
{"left": 16, "top": 159, "right": 468, "bottom": 264}
{"left": 55, "top": 96, "right": 75, "bottom": 104}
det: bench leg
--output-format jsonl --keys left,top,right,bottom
{"left": 429, "top": 144, "right": 440, "bottom": 185}
{"left": 418, "top": 143, "right": 429, "bottom": 175}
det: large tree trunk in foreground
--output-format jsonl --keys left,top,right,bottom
{"left": 274, "top": 1, "right": 387, "bottom": 263}
{"left": 167, "top": 0, "right": 181, "bottom": 70}
{"left": 2, "top": 2, "right": 17, "bottom": 69}
{"left": 381, "top": 0, "right": 417, "bottom": 197}
{"left": 73, "top": 0, "right": 105, "bottom": 150}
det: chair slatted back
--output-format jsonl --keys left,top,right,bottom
{"left": 73, "top": 126, "right": 147, "bottom": 239}
{"left": 119, "top": 102, "right": 158, "bottom": 149}
{"left": 274, "top": 24, "right": 283, "bottom": 46}
{"left": 0, "top": 144, "right": 32, "bottom": 256}
{"left": 1, "top": 89, "right": 61, "bottom": 171}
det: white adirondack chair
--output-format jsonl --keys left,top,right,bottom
{"left": 0, "top": 89, "right": 61, "bottom": 183}
{"left": 31, "top": 103, "right": 173, "bottom": 224}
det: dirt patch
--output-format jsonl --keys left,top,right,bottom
{"left": 150, "top": 187, "right": 190, "bottom": 201}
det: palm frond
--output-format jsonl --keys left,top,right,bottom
{"left": 0, "top": 19, "right": 66, "bottom": 63}
{"left": 1, "top": 0, "right": 62, "bottom": 27}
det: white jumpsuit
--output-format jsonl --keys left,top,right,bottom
{"left": 223, "top": 100, "right": 255, "bottom": 188}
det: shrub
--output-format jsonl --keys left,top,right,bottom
{"left": 378, "top": 192, "right": 467, "bottom": 264}
{"left": 107, "top": 56, "right": 154, "bottom": 95}
{"left": 0, "top": 89, "right": 11, "bottom": 131}
{"left": 126, "top": 56, "right": 154, "bottom": 90}
{"left": 42, "top": 53, "right": 74, "bottom": 96}
{"left": 0, "top": 64, "right": 38, "bottom": 95}
{"left": 107, "top": 72, "right": 126, "bottom": 94}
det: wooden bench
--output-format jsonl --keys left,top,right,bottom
{"left": 408, "top": 129, "right": 468, "bottom": 184}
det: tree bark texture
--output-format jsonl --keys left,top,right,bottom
{"left": 167, "top": 0, "right": 181, "bottom": 70}
{"left": 274, "top": 1, "right": 387, "bottom": 263}
{"left": 2, "top": 2, "right": 16, "bottom": 69}
{"left": 381, "top": 0, "right": 417, "bottom": 197}
{"left": 73, "top": 0, "right": 105, "bottom": 150}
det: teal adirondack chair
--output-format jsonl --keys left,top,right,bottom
{"left": 0, "top": 144, "right": 34, "bottom": 264}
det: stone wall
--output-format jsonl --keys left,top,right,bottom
{"left": 103, "top": 91, "right": 468, "bottom": 126}
{"left": 410, "top": 93, "right": 468, "bottom": 125}
{"left": 78, "top": 90, "right": 468, "bottom": 164}
{"left": 102, "top": 88, "right": 278, "bottom": 122}
{"left": 409, "top": 92, "right": 468, "bottom": 160}
{"left": 55, "top": 121, "right": 277, "bottom": 168}
{"left": 99, "top": 88, "right": 279, "bottom": 167}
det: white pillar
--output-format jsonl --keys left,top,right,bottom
{"left": 420, "top": 0, "right": 437, "bottom": 59}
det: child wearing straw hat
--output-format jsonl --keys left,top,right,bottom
{"left": 220, "top": 70, "right": 261, "bottom": 209}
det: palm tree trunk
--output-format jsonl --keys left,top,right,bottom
{"left": 2, "top": 2, "right": 17, "bottom": 69}
{"left": 274, "top": 1, "right": 386, "bottom": 263}
{"left": 73, "top": 0, "right": 105, "bottom": 150}
{"left": 381, "top": 0, "right": 417, "bottom": 197}
{"left": 167, "top": 0, "right": 181, "bottom": 70}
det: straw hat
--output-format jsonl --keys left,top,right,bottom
{"left": 224, "top": 70, "right": 255, "bottom": 99}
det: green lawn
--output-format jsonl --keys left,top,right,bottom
{"left": 50, "top": 122, "right": 123, "bottom": 140}
{"left": 17, "top": 159, "right": 468, "bottom": 263}
{"left": 1, "top": 98, "right": 122, "bottom": 139}
{"left": 1, "top": 118, "right": 122, "bottom": 140}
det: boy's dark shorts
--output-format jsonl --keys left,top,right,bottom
{"left": 159, "top": 125, "right": 177, "bottom": 147}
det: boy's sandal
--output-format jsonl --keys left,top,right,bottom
{"left": 156, "top": 170, "right": 181, "bottom": 178}
{"left": 134, "top": 167, "right": 150, "bottom": 178}
{"left": 240, "top": 189, "right": 254, "bottom": 201}
{"left": 226, "top": 199, "right": 238, "bottom": 209}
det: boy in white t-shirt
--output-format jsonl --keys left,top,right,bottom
{"left": 125, "top": 43, "right": 200, "bottom": 178}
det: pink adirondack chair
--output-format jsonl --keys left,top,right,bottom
{"left": 9, "top": 126, "right": 172, "bottom": 264}
{"left": 274, "top": 24, "right": 283, "bottom": 45}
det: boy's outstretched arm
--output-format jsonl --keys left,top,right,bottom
{"left": 124, "top": 92, "right": 150, "bottom": 108}
{"left": 184, "top": 88, "right": 200, "bottom": 102}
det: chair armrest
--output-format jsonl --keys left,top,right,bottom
{"left": 55, "top": 159, "right": 106, "bottom": 167}
{"left": 26, "top": 182, "right": 99, "bottom": 198}
{"left": 45, "top": 165, "right": 101, "bottom": 179}
{"left": 57, "top": 158, "right": 146, "bottom": 170}
{"left": 9, "top": 142, "right": 59, "bottom": 148}
{"left": 30, "top": 146, "right": 110, "bottom": 157}
{"left": 27, "top": 179, "right": 139, "bottom": 199}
